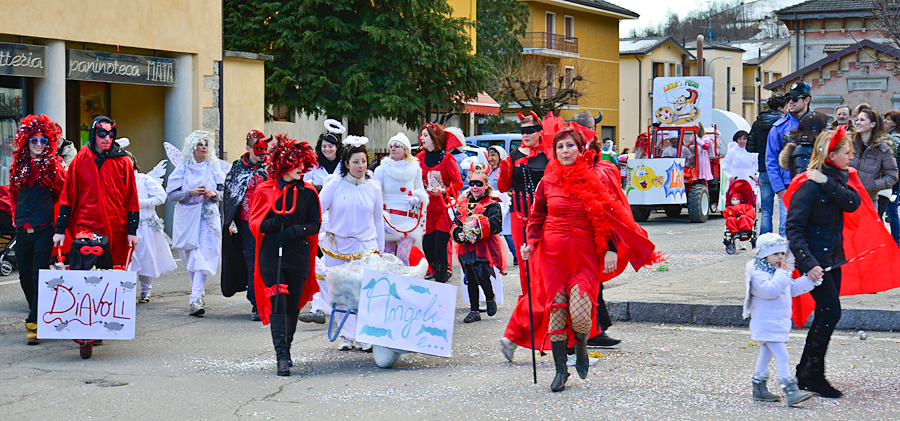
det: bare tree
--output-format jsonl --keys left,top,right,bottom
{"left": 491, "top": 57, "right": 590, "bottom": 116}
{"left": 872, "top": 0, "right": 900, "bottom": 49}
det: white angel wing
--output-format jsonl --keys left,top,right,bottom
{"left": 219, "top": 160, "right": 233, "bottom": 175}
{"left": 115, "top": 137, "right": 130, "bottom": 148}
{"left": 147, "top": 159, "right": 168, "bottom": 184}
{"left": 163, "top": 142, "right": 183, "bottom": 168}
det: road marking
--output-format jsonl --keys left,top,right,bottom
{"left": 0, "top": 279, "right": 18, "bottom": 286}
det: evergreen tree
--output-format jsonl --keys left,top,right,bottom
{"left": 224, "top": 0, "right": 490, "bottom": 131}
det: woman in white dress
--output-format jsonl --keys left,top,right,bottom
{"left": 372, "top": 132, "right": 428, "bottom": 265}
{"left": 318, "top": 136, "right": 385, "bottom": 350}
{"left": 166, "top": 130, "right": 225, "bottom": 316}
{"left": 722, "top": 130, "right": 759, "bottom": 186}
{"left": 127, "top": 154, "right": 177, "bottom": 303}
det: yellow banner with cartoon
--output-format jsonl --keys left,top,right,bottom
{"left": 625, "top": 158, "right": 687, "bottom": 205}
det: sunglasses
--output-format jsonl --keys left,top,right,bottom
{"left": 468, "top": 180, "right": 484, "bottom": 187}
{"left": 520, "top": 125, "right": 541, "bottom": 135}
{"left": 96, "top": 129, "right": 114, "bottom": 139}
{"left": 29, "top": 137, "right": 49, "bottom": 145}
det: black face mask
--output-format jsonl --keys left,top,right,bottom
{"left": 520, "top": 125, "right": 541, "bottom": 135}
{"left": 468, "top": 180, "right": 484, "bottom": 187}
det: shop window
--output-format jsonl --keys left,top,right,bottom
{"left": 272, "top": 106, "right": 294, "bottom": 122}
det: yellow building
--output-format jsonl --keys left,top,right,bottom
{"left": 729, "top": 39, "right": 791, "bottom": 123}
{"left": 0, "top": 0, "right": 268, "bottom": 229}
{"left": 618, "top": 36, "right": 695, "bottom": 150}
{"left": 518, "top": 0, "right": 638, "bottom": 142}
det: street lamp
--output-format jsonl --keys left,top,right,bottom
{"left": 706, "top": 56, "right": 732, "bottom": 76}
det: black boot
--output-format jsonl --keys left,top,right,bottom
{"left": 550, "top": 340, "right": 570, "bottom": 392}
{"left": 573, "top": 332, "right": 590, "bottom": 379}
{"left": 269, "top": 314, "right": 290, "bottom": 376}
{"left": 285, "top": 314, "right": 298, "bottom": 368}
{"left": 801, "top": 357, "right": 842, "bottom": 398}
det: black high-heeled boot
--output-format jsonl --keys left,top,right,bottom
{"left": 550, "top": 340, "right": 570, "bottom": 392}
{"left": 285, "top": 314, "right": 298, "bottom": 368}
{"left": 804, "top": 357, "right": 842, "bottom": 398}
{"left": 270, "top": 314, "right": 290, "bottom": 376}
{"left": 573, "top": 332, "right": 590, "bottom": 379}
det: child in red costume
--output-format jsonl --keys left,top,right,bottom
{"left": 723, "top": 194, "right": 756, "bottom": 237}
{"left": 10, "top": 114, "right": 67, "bottom": 345}
{"left": 53, "top": 116, "right": 139, "bottom": 268}
{"left": 451, "top": 162, "right": 506, "bottom": 324}
{"left": 249, "top": 134, "right": 320, "bottom": 377}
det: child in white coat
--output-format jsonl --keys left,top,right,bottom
{"left": 743, "top": 233, "right": 819, "bottom": 406}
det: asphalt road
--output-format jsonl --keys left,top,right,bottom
{"left": 4, "top": 211, "right": 900, "bottom": 419}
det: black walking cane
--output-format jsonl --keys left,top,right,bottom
{"left": 520, "top": 195, "right": 538, "bottom": 385}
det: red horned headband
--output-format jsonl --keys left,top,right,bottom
{"left": 518, "top": 110, "right": 541, "bottom": 123}
{"left": 829, "top": 125, "right": 847, "bottom": 152}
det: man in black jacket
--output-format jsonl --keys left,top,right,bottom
{"left": 222, "top": 130, "right": 269, "bottom": 321}
{"left": 748, "top": 94, "right": 787, "bottom": 234}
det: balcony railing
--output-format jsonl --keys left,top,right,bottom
{"left": 521, "top": 32, "right": 578, "bottom": 57}
{"left": 743, "top": 86, "right": 756, "bottom": 102}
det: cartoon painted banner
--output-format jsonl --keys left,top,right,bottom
{"left": 356, "top": 268, "right": 457, "bottom": 358}
{"left": 37, "top": 269, "right": 137, "bottom": 340}
{"left": 625, "top": 158, "right": 687, "bottom": 205}
{"left": 652, "top": 77, "right": 713, "bottom": 127}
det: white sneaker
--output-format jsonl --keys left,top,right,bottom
{"left": 566, "top": 354, "right": 600, "bottom": 367}
{"left": 189, "top": 301, "right": 205, "bottom": 316}
{"left": 338, "top": 337, "right": 353, "bottom": 351}
{"left": 357, "top": 342, "right": 373, "bottom": 352}
{"left": 500, "top": 337, "right": 517, "bottom": 362}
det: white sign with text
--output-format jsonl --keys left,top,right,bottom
{"left": 356, "top": 269, "right": 457, "bottom": 358}
{"left": 36, "top": 269, "right": 137, "bottom": 340}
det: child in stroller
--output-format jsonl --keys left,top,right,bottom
{"left": 0, "top": 185, "right": 17, "bottom": 276}
{"left": 723, "top": 179, "right": 758, "bottom": 254}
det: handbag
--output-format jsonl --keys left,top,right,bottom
{"left": 172, "top": 203, "right": 202, "bottom": 250}
{"left": 68, "top": 234, "right": 113, "bottom": 270}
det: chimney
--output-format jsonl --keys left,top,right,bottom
{"left": 697, "top": 35, "right": 705, "bottom": 76}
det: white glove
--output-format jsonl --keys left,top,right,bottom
{"left": 806, "top": 169, "right": 827, "bottom": 184}
{"left": 407, "top": 196, "right": 421, "bottom": 206}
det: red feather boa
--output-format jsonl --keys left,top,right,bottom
{"left": 10, "top": 114, "right": 62, "bottom": 187}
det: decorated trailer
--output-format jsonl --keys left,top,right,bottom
{"left": 627, "top": 77, "right": 725, "bottom": 223}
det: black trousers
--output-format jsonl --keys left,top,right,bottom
{"left": 596, "top": 283, "right": 612, "bottom": 332}
{"left": 235, "top": 219, "right": 257, "bottom": 310}
{"left": 423, "top": 230, "right": 450, "bottom": 281}
{"left": 17, "top": 228, "right": 54, "bottom": 323}
{"left": 261, "top": 255, "right": 309, "bottom": 316}
{"left": 461, "top": 257, "right": 495, "bottom": 311}
{"left": 802, "top": 267, "right": 842, "bottom": 362}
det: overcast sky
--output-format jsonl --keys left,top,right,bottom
{"left": 609, "top": 0, "right": 703, "bottom": 37}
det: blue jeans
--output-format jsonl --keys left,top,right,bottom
{"left": 759, "top": 173, "right": 787, "bottom": 236}
{"left": 887, "top": 193, "right": 900, "bottom": 246}
{"left": 504, "top": 234, "right": 517, "bottom": 263}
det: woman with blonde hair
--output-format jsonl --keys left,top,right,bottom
{"left": 373, "top": 132, "right": 428, "bottom": 265}
{"left": 785, "top": 127, "right": 861, "bottom": 398}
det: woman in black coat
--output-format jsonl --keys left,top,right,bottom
{"left": 785, "top": 127, "right": 860, "bottom": 398}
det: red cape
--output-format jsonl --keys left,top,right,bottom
{"left": 248, "top": 179, "right": 320, "bottom": 325}
{"left": 784, "top": 168, "right": 900, "bottom": 328}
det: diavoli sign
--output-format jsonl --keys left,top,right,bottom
{"left": 67, "top": 49, "right": 176, "bottom": 87}
{"left": 0, "top": 43, "right": 47, "bottom": 78}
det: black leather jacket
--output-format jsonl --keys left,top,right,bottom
{"left": 748, "top": 109, "right": 784, "bottom": 173}
{"left": 786, "top": 164, "right": 861, "bottom": 273}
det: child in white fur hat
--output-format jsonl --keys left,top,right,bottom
{"left": 743, "top": 232, "right": 819, "bottom": 406}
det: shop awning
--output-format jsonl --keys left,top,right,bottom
{"left": 462, "top": 92, "right": 500, "bottom": 115}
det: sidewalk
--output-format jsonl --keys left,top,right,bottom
{"left": 603, "top": 256, "right": 900, "bottom": 331}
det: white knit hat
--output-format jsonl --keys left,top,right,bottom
{"left": 755, "top": 233, "right": 788, "bottom": 258}
{"left": 488, "top": 145, "right": 508, "bottom": 160}
{"left": 388, "top": 132, "right": 412, "bottom": 155}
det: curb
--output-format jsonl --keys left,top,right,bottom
{"left": 607, "top": 301, "right": 900, "bottom": 331}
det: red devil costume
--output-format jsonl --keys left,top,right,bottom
{"left": 222, "top": 130, "right": 269, "bottom": 318}
{"left": 416, "top": 123, "right": 463, "bottom": 283}
{"left": 56, "top": 116, "right": 139, "bottom": 268}
{"left": 9, "top": 114, "right": 67, "bottom": 344}
{"left": 499, "top": 111, "right": 553, "bottom": 353}
{"left": 451, "top": 166, "right": 507, "bottom": 323}
{"left": 249, "top": 134, "right": 320, "bottom": 376}
{"left": 723, "top": 194, "right": 756, "bottom": 234}
{"left": 783, "top": 125, "right": 900, "bottom": 398}
{"left": 525, "top": 122, "right": 664, "bottom": 392}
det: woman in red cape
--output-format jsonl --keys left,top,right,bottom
{"left": 249, "top": 135, "right": 320, "bottom": 376}
{"left": 783, "top": 126, "right": 900, "bottom": 398}
{"left": 521, "top": 125, "right": 663, "bottom": 392}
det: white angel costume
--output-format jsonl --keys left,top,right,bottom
{"left": 129, "top": 161, "right": 178, "bottom": 295}
{"left": 722, "top": 142, "right": 760, "bottom": 185}
{"left": 318, "top": 136, "right": 385, "bottom": 346}
{"left": 372, "top": 133, "right": 429, "bottom": 265}
{"left": 165, "top": 132, "right": 227, "bottom": 307}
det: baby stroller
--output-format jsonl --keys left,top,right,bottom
{"left": 0, "top": 186, "right": 17, "bottom": 276}
{"left": 722, "top": 179, "right": 758, "bottom": 254}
